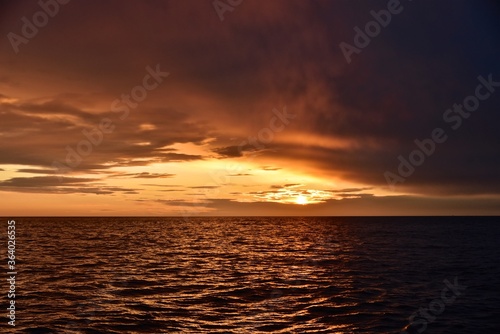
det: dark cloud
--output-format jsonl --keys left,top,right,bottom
{"left": 0, "top": 99, "right": 210, "bottom": 173}
{"left": 1, "top": 0, "right": 500, "bottom": 213}
{"left": 108, "top": 172, "right": 175, "bottom": 179}
{"left": 328, "top": 187, "right": 373, "bottom": 193}
{"left": 260, "top": 166, "right": 281, "bottom": 171}
{"left": 141, "top": 184, "right": 184, "bottom": 187}
{"left": 212, "top": 144, "right": 258, "bottom": 158}
{"left": 132, "top": 172, "right": 174, "bottom": 178}
{"left": 17, "top": 169, "right": 58, "bottom": 174}
{"left": 155, "top": 199, "right": 208, "bottom": 207}
{"left": 0, "top": 176, "right": 97, "bottom": 187}
{"left": 197, "top": 195, "right": 500, "bottom": 216}
{"left": 0, "top": 176, "right": 139, "bottom": 195}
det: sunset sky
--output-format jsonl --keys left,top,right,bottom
{"left": 1, "top": 0, "right": 500, "bottom": 216}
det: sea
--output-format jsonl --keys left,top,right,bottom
{"left": 3, "top": 216, "right": 500, "bottom": 333}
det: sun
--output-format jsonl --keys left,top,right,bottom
{"left": 295, "top": 195, "right": 308, "bottom": 205}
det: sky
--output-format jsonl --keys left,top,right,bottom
{"left": 1, "top": 0, "right": 500, "bottom": 216}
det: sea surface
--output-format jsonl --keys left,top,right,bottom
{"left": 3, "top": 217, "right": 500, "bottom": 333}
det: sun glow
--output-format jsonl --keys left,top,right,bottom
{"left": 295, "top": 195, "right": 308, "bottom": 205}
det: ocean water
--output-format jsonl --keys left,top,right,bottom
{"left": 4, "top": 217, "right": 500, "bottom": 333}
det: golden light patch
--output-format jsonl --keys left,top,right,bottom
{"left": 295, "top": 195, "right": 308, "bottom": 205}
{"left": 139, "top": 123, "right": 157, "bottom": 131}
